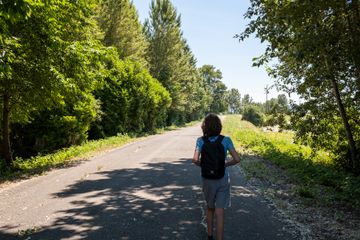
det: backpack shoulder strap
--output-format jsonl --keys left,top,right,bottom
{"left": 202, "top": 135, "right": 224, "bottom": 144}
{"left": 216, "top": 135, "right": 225, "bottom": 143}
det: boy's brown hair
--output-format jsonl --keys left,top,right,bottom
{"left": 201, "top": 113, "right": 222, "bottom": 137}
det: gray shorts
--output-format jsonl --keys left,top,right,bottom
{"left": 202, "top": 174, "right": 230, "bottom": 209}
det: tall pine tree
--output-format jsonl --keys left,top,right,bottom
{"left": 96, "top": 0, "right": 148, "bottom": 66}
{"left": 145, "top": 0, "right": 205, "bottom": 124}
{"left": 181, "top": 40, "right": 211, "bottom": 121}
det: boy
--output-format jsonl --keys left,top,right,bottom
{"left": 192, "top": 113, "right": 240, "bottom": 240}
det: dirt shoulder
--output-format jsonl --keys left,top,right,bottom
{"left": 239, "top": 153, "right": 360, "bottom": 240}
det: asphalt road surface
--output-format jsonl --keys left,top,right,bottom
{"left": 0, "top": 123, "right": 301, "bottom": 240}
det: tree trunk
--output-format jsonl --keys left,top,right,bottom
{"left": 2, "top": 93, "right": 13, "bottom": 167}
{"left": 327, "top": 66, "right": 358, "bottom": 171}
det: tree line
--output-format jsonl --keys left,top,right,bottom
{"left": 0, "top": 0, "right": 235, "bottom": 167}
{"left": 227, "top": 91, "right": 290, "bottom": 128}
{"left": 238, "top": 0, "right": 360, "bottom": 173}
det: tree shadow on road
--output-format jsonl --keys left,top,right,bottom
{"left": 1, "top": 158, "right": 207, "bottom": 240}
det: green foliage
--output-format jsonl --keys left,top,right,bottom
{"left": 0, "top": 0, "right": 103, "bottom": 164}
{"left": 296, "top": 186, "right": 315, "bottom": 199}
{"left": 0, "top": 0, "right": 227, "bottom": 168}
{"left": 264, "top": 94, "right": 289, "bottom": 115}
{"left": 227, "top": 88, "right": 241, "bottom": 114}
{"left": 96, "top": 0, "right": 148, "bottom": 66}
{"left": 144, "top": 0, "right": 185, "bottom": 123}
{"left": 90, "top": 50, "right": 171, "bottom": 138}
{"left": 145, "top": 0, "right": 213, "bottom": 124}
{"left": 199, "top": 64, "right": 228, "bottom": 114}
{"left": 223, "top": 115, "right": 360, "bottom": 208}
{"left": 183, "top": 68, "right": 212, "bottom": 121}
{"left": 238, "top": 0, "right": 360, "bottom": 171}
{"left": 241, "top": 94, "right": 253, "bottom": 108}
{"left": 291, "top": 104, "right": 360, "bottom": 170}
{"left": 210, "top": 81, "right": 228, "bottom": 114}
{"left": 242, "top": 105, "right": 265, "bottom": 126}
{"left": 277, "top": 94, "right": 289, "bottom": 113}
{"left": 180, "top": 42, "right": 212, "bottom": 122}
{"left": 0, "top": 0, "right": 31, "bottom": 44}
{"left": 264, "top": 113, "right": 289, "bottom": 130}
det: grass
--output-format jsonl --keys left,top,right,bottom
{"left": 222, "top": 115, "right": 360, "bottom": 209}
{"left": 0, "top": 120, "right": 200, "bottom": 182}
{"left": 0, "top": 134, "right": 135, "bottom": 181}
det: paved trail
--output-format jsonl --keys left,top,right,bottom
{"left": 0, "top": 124, "right": 300, "bottom": 239}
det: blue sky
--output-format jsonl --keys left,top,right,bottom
{"left": 132, "top": 0, "right": 282, "bottom": 103}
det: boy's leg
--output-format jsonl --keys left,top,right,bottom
{"left": 206, "top": 207, "right": 215, "bottom": 237}
{"left": 213, "top": 175, "right": 229, "bottom": 240}
{"left": 215, "top": 208, "right": 224, "bottom": 240}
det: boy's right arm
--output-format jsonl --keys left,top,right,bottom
{"left": 192, "top": 149, "right": 201, "bottom": 166}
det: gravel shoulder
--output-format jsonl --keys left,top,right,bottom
{"left": 239, "top": 153, "right": 360, "bottom": 240}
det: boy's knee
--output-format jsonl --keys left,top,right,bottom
{"left": 215, "top": 208, "right": 224, "bottom": 215}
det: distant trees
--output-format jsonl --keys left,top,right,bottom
{"left": 226, "top": 88, "right": 241, "bottom": 114}
{"left": 262, "top": 94, "right": 290, "bottom": 129}
{"left": 199, "top": 65, "right": 228, "bottom": 114}
{"left": 181, "top": 46, "right": 212, "bottom": 121}
{"left": 238, "top": 0, "right": 360, "bottom": 172}
{"left": 241, "top": 94, "right": 253, "bottom": 109}
{"left": 264, "top": 94, "right": 289, "bottom": 115}
{"left": 233, "top": 92, "right": 289, "bottom": 127}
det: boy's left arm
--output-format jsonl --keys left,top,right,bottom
{"left": 225, "top": 148, "right": 240, "bottom": 167}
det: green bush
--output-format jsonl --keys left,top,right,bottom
{"left": 264, "top": 114, "right": 277, "bottom": 126}
{"left": 264, "top": 113, "right": 290, "bottom": 130}
{"left": 291, "top": 110, "right": 360, "bottom": 170}
{"left": 11, "top": 109, "right": 95, "bottom": 157}
{"left": 242, "top": 105, "right": 265, "bottom": 126}
{"left": 89, "top": 53, "right": 171, "bottom": 139}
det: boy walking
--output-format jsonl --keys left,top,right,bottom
{"left": 192, "top": 113, "right": 240, "bottom": 240}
